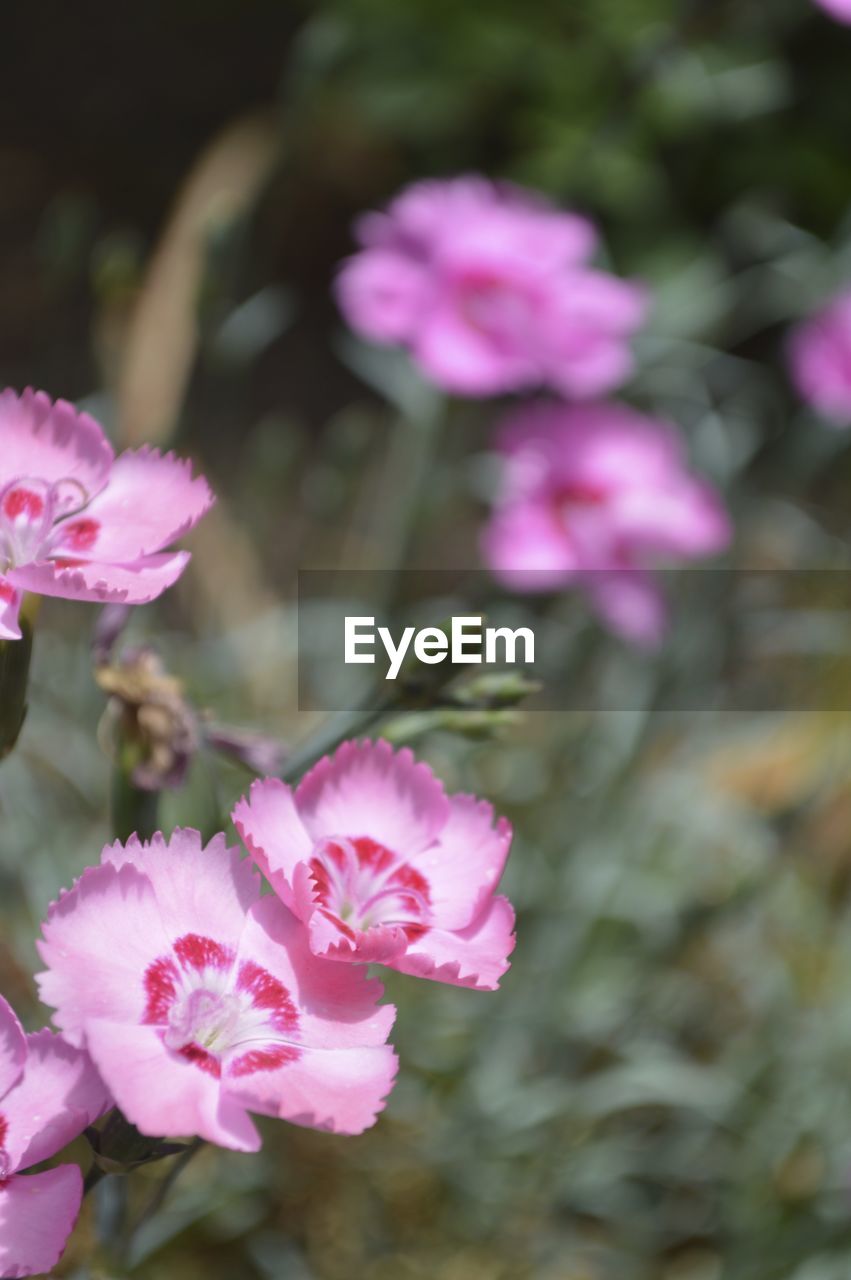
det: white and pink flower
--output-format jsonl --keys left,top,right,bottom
{"left": 0, "top": 995, "right": 107, "bottom": 1279}
{"left": 233, "top": 740, "right": 515, "bottom": 991}
{"left": 481, "top": 401, "right": 732, "bottom": 647}
{"left": 36, "top": 830, "right": 397, "bottom": 1148}
{"left": 336, "top": 175, "right": 647, "bottom": 399}
{"left": 0, "top": 388, "right": 214, "bottom": 640}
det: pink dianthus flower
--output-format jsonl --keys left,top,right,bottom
{"left": 37, "top": 830, "right": 397, "bottom": 1148}
{"left": 336, "top": 175, "right": 647, "bottom": 399}
{"left": 481, "top": 401, "right": 732, "bottom": 647}
{"left": 789, "top": 289, "right": 851, "bottom": 425}
{"left": 0, "top": 388, "right": 214, "bottom": 639}
{"left": 0, "top": 995, "right": 107, "bottom": 1279}
{"left": 233, "top": 739, "right": 516, "bottom": 991}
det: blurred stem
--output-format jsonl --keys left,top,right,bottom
{"left": 123, "top": 1137, "right": 205, "bottom": 1261}
{"left": 283, "top": 694, "right": 396, "bottom": 782}
{"left": 0, "top": 594, "right": 39, "bottom": 763}
{"left": 372, "top": 397, "right": 447, "bottom": 594}
{"left": 111, "top": 750, "right": 160, "bottom": 841}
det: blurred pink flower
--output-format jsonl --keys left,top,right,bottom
{"left": 37, "top": 830, "right": 397, "bottom": 1146}
{"left": 789, "top": 290, "right": 851, "bottom": 425}
{"left": 481, "top": 402, "right": 732, "bottom": 647}
{"left": 336, "top": 176, "right": 648, "bottom": 399}
{"left": 0, "top": 995, "right": 107, "bottom": 1279}
{"left": 813, "top": 0, "right": 851, "bottom": 22}
{"left": 234, "top": 739, "right": 515, "bottom": 991}
{"left": 0, "top": 388, "right": 214, "bottom": 640}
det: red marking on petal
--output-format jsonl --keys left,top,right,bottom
{"left": 51, "top": 557, "right": 85, "bottom": 569}
{"left": 62, "top": 518, "right": 100, "bottom": 551}
{"left": 0, "top": 1115, "right": 7, "bottom": 1149}
{"left": 178, "top": 1043, "right": 222, "bottom": 1078}
{"left": 3, "top": 488, "right": 44, "bottom": 521}
{"left": 318, "top": 907, "right": 357, "bottom": 941}
{"left": 403, "top": 923, "right": 429, "bottom": 941}
{"left": 0, "top": 581, "right": 14, "bottom": 604}
{"left": 554, "top": 481, "right": 608, "bottom": 515}
{"left": 325, "top": 840, "right": 348, "bottom": 871}
{"left": 229, "top": 1044, "right": 301, "bottom": 1077}
{"left": 389, "top": 863, "right": 431, "bottom": 902}
{"left": 174, "top": 934, "right": 234, "bottom": 973}
{"left": 308, "top": 856, "right": 333, "bottom": 906}
{"left": 142, "top": 956, "right": 179, "bottom": 1024}
{"left": 236, "top": 960, "right": 299, "bottom": 1033}
{"left": 353, "top": 835, "right": 394, "bottom": 873}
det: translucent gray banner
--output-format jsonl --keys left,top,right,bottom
{"left": 297, "top": 569, "right": 851, "bottom": 712}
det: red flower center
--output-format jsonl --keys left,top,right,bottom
{"left": 142, "top": 933, "right": 301, "bottom": 1079}
{"left": 308, "top": 835, "right": 431, "bottom": 940}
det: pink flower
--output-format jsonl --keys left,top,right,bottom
{"left": 481, "top": 402, "right": 732, "bottom": 647}
{"left": 36, "top": 830, "right": 397, "bottom": 1147}
{"left": 336, "top": 175, "right": 647, "bottom": 399}
{"left": 0, "top": 995, "right": 107, "bottom": 1279}
{"left": 0, "top": 388, "right": 214, "bottom": 640}
{"left": 813, "top": 0, "right": 851, "bottom": 22}
{"left": 233, "top": 740, "right": 515, "bottom": 991}
{"left": 789, "top": 290, "right": 851, "bottom": 425}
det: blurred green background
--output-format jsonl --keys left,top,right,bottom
{"left": 3, "top": 2, "right": 851, "bottom": 1278}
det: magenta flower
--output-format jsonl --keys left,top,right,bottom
{"left": 336, "top": 175, "right": 647, "bottom": 399}
{"left": 233, "top": 740, "right": 516, "bottom": 991}
{"left": 813, "top": 0, "right": 851, "bottom": 22}
{"left": 36, "top": 830, "right": 397, "bottom": 1147}
{"left": 0, "top": 995, "right": 107, "bottom": 1279}
{"left": 0, "top": 388, "right": 214, "bottom": 639}
{"left": 789, "top": 289, "right": 851, "bottom": 426}
{"left": 481, "top": 402, "right": 732, "bottom": 647}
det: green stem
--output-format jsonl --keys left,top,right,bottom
{"left": 0, "top": 594, "right": 39, "bottom": 762}
{"left": 282, "top": 695, "right": 395, "bottom": 782}
{"left": 111, "top": 755, "right": 161, "bottom": 841}
{"left": 123, "top": 1137, "right": 205, "bottom": 1261}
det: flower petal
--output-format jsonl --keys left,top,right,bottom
{"left": 9, "top": 552, "right": 191, "bottom": 605}
{"left": 0, "top": 388, "right": 113, "bottom": 497}
{"left": 0, "top": 580, "right": 21, "bottom": 641}
{"left": 237, "top": 896, "right": 395, "bottom": 1049}
{"left": 417, "top": 795, "right": 513, "bottom": 930}
{"left": 0, "top": 999, "right": 26, "bottom": 1102}
{"left": 0, "top": 1165, "right": 83, "bottom": 1280}
{"left": 232, "top": 778, "right": 314, "bottom": 909}
{"left": 36, "top": 862, "right": 171, "bottom": 1044}
{"left": 295, "top": 739, "right": 450, "bottom": 857}
{"left": 1, "top": 1031, "right": 108, "bottom": 1171}
{"left": 50, "top": 447, "right": 214, "bottom": 562}
{"left": 335, "top": 250, "right": 429, "bottom": 344}
{"left": 83, "top": 1020, "right": 260, "bottom": 1152}
{"left": 225, "top": 1042, "right": 398, "bottom": 1136}
{"left": 101, "top": 829, "right": 261, "bottom": 954}
{"left": 391, "top": 895, "right": 516, "bottom": 990}
{"left": 481, "top": 502, "right": 578, "bottom": 591}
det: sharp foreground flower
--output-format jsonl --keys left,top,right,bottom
{"left": 0, "top": 995, "right": 107, "bottom": 1279}
{"left": 481, "top": 401, "right": 732, "bottom": 647}
{"left": 233, "top": 740, "right": 516, "bottom": 990}
{"left": 0, "top": 388, "right": 214, "bottom": 639}
{"left": 36, "top": 830, "right": 397, "bottom": 1148}
{"left": 789, "top": 289, "right": 851, "bottom": 426}
{"left": 336, "top": 175, "right": 647, "bottom": 399}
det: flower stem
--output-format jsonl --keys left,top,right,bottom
{"left": 0, "top": 594, "right": 38, "bottom": 762}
